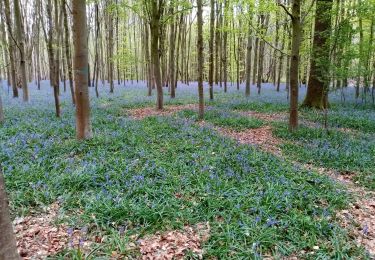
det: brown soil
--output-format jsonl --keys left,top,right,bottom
{"left": 138, "top": 222, "right": 210, "bottom": 260}
{"left": 127, "top": 104, "right": 197, "bottom": 119}
{"left": 216, "top": 125, "right": 282, "bottom": 155}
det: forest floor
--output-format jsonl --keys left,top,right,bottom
{"left": 1, "top": 81, "right": 374, "bottom": 259}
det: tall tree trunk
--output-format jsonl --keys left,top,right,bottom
{"left": 256, "top": 15, "right": 268, "bottom": 95}
{"left": 174, "top": 14, "right": 183, "bottom": 91}
{"left": 0, "top": 90, "right": 4, "bottom": 123}
{"left": 302, "top": 0, "right": 333, "bottom": 109}
{"left": 144, "top": 22, "right": 152, "bottom": 96}
{"left": 214, "top": 3, "right": 221, "bottom": 86}
{"left": 245, "top": 24, "right": 252, "bottom": 97}
{"left": 252, "top": 16, "right": 260, "bottom": 85}
{"left": 14, "top": 0, "right": 29, "bottom": 102}
{"left": 46, "top": 0, "right": 60, "bottom": 117}
{"left": 3, "top": 0, "right": 19, "bottom": 98}
{"left": 277, "top": 21, "right": 287, "bottom": 92}
{"left": 273, "top": 11, "right": 280, "bottom": 86}
{"left": 0, "top": 170, "right": 21, "bottom": 259}
{"left": 288, "top": 0, "right": 302, "bottom": 131}
{"left": 197, "top": 0, "right": 204, "bottom": 119}
{"left": 223, "top": 0, "right": 229, "bottom": 93}
{"left": 62, "top": 0, "right": 75, "bottom": 104}
{"left": 209, "top": 0, "right": 215, "bottom": 100}
{"left": 356, "top": 0, "right": 363, "bottom": 99}
{"left": 36, "top": 12, "right": 41, "bottom": 91}
{"left": 285, "top": 31, "right": 291, "bottom": 93}
{"left": 150, "top": 1, "right": 164, "bottom": 110}
{"left": 107, "top": 1, "right": 114, "bottom": 93}
{"left": 73, "top": 0, "right": 92, "bottom": 140}
{"left": 168, "top": 5, "right": 176, "bottom": 98}
{"left": 94, "top": 3, "right": 100, "bottom": 98}
{"left": 53, "top": 0, "right": 61, "bottom": 96}
{"left": 0, "top": 1, "right": 11, "bottom": 92}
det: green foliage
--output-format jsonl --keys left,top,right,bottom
{"left": 178, "top": 108, "right": 264, "bottom": 131}
{"left": 273, "top": 123, "right": 375, "bottom": 190}
{"left": 301, "top": 107, "right": 375, "bottom": 133}
{"left": 0, "top": 87, "right": 368, "bottom": 258}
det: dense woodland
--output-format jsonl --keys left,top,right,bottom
{"left": 0, "top": 0, "right": 375, "bottom": 259}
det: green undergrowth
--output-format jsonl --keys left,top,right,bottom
{"left": 300, "top": 107, "right": 375, "bottom": 134}
{"left": 0, "top": 86, "right": 372, "bottom": 258}
{"left": 223, "top": 100, "right": 289, "bottom": 113}
{"left": 0, "top": 106, "right": 368, "bottom": 258}
{"left": 272, "top": 122, "right": 375, "bottom": 190}
{"left": 178, "top": 109, "right": 264, "bottom": 131}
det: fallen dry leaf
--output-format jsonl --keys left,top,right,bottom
{"left": 138, "top": 222, "right": 210, "bottom": 260}
{"left": 127, "top": 104, "right": 197, "bottom": 120}
{"left": 14, "top": 202, "right": 93, "bottom": 259}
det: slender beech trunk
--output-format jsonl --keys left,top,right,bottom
{"left": 209, "top": 0, "right": 215, "bottom": 100}
{"left": 94, "top": 3, "right": 100, "bottom": 98}
{"left": 289, "top": 0, "right": 302, "bottom": 131}
{"left": 0, "top": 91, "right": 4, "bottom": 123}
{"left": 3, "top": 0, "right": 19, "bottom": 98}
{"left": 14, "top": 0, "right": 29, "bottom": 102}
{"left": 197, "top": 0, "right": 204, "bottom": 119}
{"left": 277, "top": 21, "right": 287, "bottom": 92}
{"left": 168, "top": 5, "right": 176, "bottom": 98}
{"left": 252, "top": 16, "right": 260, "bottom": 85}
{"left": 356, "top": 1, "right": 363, "bottom": 99}
{"left": 174, "top": 14, "right": 183, "bottom": 90}
{"left": 257, "top": 15, "right": 268, "bottom": 95}
{"left": 73, "top": 0, "right": 92, "bottom": 140}
{"left": 286, "top": 31, "right": 291, "bottom": 93}
{"left": 223, "top": 0, "right": 229, "bottom": 93}
{"left": 35, "top": 0, "right": 41, "bottom": 90}
{"left": 107, "top": 1, "right": 114, "bottom": 93}
{"left": 245, "top": 24, "right": 252, "bottom": 97}
{"left": 144, "top": 23, "right": 152, "bottom": 96}
{"left": 186, "top": 14, "right": 192, "bottom": 85}
{"left": 273, "top": 12, "right": 280, "bottom": 86}
{"left": 236, "top": 15, "right": 242, "bottom": 90}
{"left": 0, "top": 3, "right": 10, "bottom": 92}
{"left": 214, "top": 3, "right": 221, "bottom": 85}
{"left": 46, "top": 0, "right": 60, "bottom": 117}
{"left": 150, "top": 1, "right": 164, "bottom": 110}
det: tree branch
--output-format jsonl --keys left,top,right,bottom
{"left": 278, "top": 3, "right": 293, "bottom": 20}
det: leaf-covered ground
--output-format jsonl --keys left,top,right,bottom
{"left": 0, "top": 81, "right": 373, "bottom": 259}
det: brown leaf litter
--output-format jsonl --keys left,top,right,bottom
{"left": 239, "top": 111, "right": 287, "bottom": 122}
{"left": 14, "top": 202, "right": 92, "bottom": 259}
{"left": 302, "top": 163, "right": 375, "bottom": 257}
{"left": 138, "top": 222, "right": 210, "bottom": 260}
{"left": 216, "top": 125, "right": 282, "bottom": 155}
{"left": 337, "top": 193, "right": 375, "bottom": 257}
{"left": 127, "top": 104, "right": 197, "bottom": 119}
